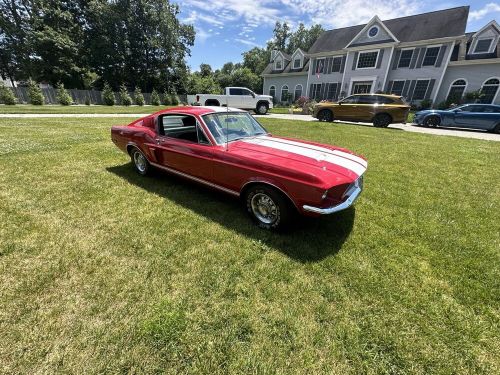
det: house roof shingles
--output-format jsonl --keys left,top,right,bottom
{"left": 308, "top": 6, "right": 469, "bottom": 54}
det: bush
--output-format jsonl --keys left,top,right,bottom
{"left": 55, "top": 82, "right": 72, "bottom": 105}
{"left": 464, "top": 90, "right": 484, "bottom": 103}
{"left": 102, "top": 82, "right": 115, "bottom": 106}
{"left": 162, "top": 92, "right": 171, "bottom": 105}
{"left": 418, "top": 99, "right": 433, "bottom": 110}
{"left": 134, "top": 87, "right": 145, "bottom": 106}
{"left": 27, "top": 79, "right": 44, "bottom": 105}
{"left": 151, "top": 89, "right": 161, "bottom": 106}
{"left": 119, "top": 85, "right": 132, "bottom": 106}
{"left": 169, "top": 93, "right": 179, "bottom": 106}
{"left": 84, "top": 96, "right": 91, "bottom": 106}
{"left": 0, "top": 82, "right": 16, "bottom": 105}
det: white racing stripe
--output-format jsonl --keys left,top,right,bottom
{"left": 269, "top": 137, "right": 368, "bottom": 168}
{"left": 243, "top": 137, "right": 367, "bottom": 177}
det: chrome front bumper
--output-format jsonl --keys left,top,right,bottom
{"left": 302, "top": 179, "right": 363, "bottom": 215}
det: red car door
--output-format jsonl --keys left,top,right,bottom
{"left": 154, "top": 113, "right": 214, "bottom": 182}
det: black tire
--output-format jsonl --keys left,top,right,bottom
{"left": 130, "top": 147, "right": 150, "bottom": 176}
{"left": 244, "top": 185, "right": 293, "bottom": 230}
{"left": 255, "top": 102, "right": 269, "bottom": 115}
{"left": 490, "top": 123, "right": 500, "bottom": 134}
{"left": 423, "top": 115, "right": 441, "bottom": 127}
{"left": 373, "top": 113, "right": 392, "bottom": 128}
{"left": 317, "top": 109, "right": 334, "bottom": 122}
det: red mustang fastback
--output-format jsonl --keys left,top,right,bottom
{"left": 111, "top": 106, "right": 367, "bottom": 230}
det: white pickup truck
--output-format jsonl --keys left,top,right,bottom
{"left": 188, "top": 87, "right": 273, "bottom": 114}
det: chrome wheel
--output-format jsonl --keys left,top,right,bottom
{"left": 257, "top": 104, "right": 268, "bottom": 114}
{"left": 251, "top": 193, "right": 278, "bottom": 224}
{"left": 133, "top": 151, "right": 147, "bottom": 173}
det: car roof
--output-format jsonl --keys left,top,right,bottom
{"left": 351, "top": 93, "right": 402, "bottom": 98}
{"left": 150, "top": 105, "right": 245, "bottom": 117}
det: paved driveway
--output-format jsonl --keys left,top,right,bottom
{"left": 255, "top": 114, "right": 500, "bottom": 142}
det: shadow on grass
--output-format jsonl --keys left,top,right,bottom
{"left": 107, "top": 164, "right": 355, "bottom": 262}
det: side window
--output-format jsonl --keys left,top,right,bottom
{"left": 356, "top": 95, "right": 376, "bottom": 104}
{"left": 159, "top": 114, "right": 209, "bottom": 144}
{"left": 468, "top": 105, "right": 485, "bottom": 113}
{"left": 241, "top": 89, "right": 253, "bottom": 96}
{"left": 341, "top": 96, "right": 358, "bottom": 104}
{"left": 374, "top": 96, "right": 395, "bottom": 104}
{"left": 229, "top": 88, "right": 243, "bottom": 95}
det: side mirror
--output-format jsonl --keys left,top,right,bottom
{"left": 453, "top": 108, "right": 462, "bottom": 113}
{"left": 251, "top": 93, "right": 255, "bottom": 98}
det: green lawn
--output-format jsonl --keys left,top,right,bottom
{"left": 0, "top": 104, "right": 172, "bottom": 114}
{"left": 0, "top": 117, "right": 499, "bottom": 374}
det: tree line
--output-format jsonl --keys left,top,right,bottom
{"left": 1, "top": 1, "right": 322, "bottom": 96}
{"left": 0, "top": 0, "right": 194, "bottom": 93}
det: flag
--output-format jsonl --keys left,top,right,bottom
{"left": 316, "top": 59, "right": 323, "bottom": 78}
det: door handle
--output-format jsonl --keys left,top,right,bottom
{"left": 155, "top": 138, "right": 161, "bottom": 145}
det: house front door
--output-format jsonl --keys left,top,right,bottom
{"left": 352, "top": 81, "right": 372, "bottom": 94}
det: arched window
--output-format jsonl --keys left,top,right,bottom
{"left": 294, "top": 84, "right": 303, "bottom": 101}
{"left": 480, "top": 78, "right": 499, "bottom": 104}
{"left": 281, "top": 85, "right": 289, "bottom": 103}
{"left": 269, "top": 85, "right": 276, "bottom": 100}
{"left": 447, "top": 79, "right": 467, "bottom": 102}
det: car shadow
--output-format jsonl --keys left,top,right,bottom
{"left": 106, "top": 164, "right": 356, "bottom": 262}
{"left": 410, "top": 124, "right": 489, "bottom": 133}
{"left": 330, "top": 120, "right": 404, "bottom": 130}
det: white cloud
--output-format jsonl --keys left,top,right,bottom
{"left": 469, "top": 2, "right": 500, "bottom": 21}
{"left": 235, "top": 38, "right": 262, "bottom": 47}
{"left": 283, "top": 0, "right": 421, "bottom": 28}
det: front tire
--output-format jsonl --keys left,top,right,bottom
{"left": 131, "top": 147, "right": 150, "bottom": 176}
{"left": 423, "top": 115, "right": 440, "bottom": 127}
{"left": 373, "top": 113, "right": 391, "bottom": 127}
{"left": 245, "top": 185, "right": 293, "bottom": 230}
{"left": 255, "top": 102, "right": 269, "bottom": 115}
{"left": 317, "top": 109, "right": 334, "bottom": 122}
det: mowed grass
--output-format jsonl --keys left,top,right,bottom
{"left": 0, "top": 104, "right": 171, "bottom": 114}
{"left": 0, "top": 117, "right": 499, "bottom": 374}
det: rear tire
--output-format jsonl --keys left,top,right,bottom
{"left": 130, "top": 147, "right": 150, "bottom": 176}
{"left": 490, "top": 123, "right": 500, "bottom": 134}
{"left": 423, "top": 115, "right": 440, "bottom": 127}
{"left": 373, "top": 113, "right": 391, "bottom": 128}
{"left": 244, "top": 185, "right": 293, "bottom": 230}
{"left": 317, "top": 109, "right": 334, "bottom": 122}
{"left": 255, "top": 102, "right": 269, "bottom": 115}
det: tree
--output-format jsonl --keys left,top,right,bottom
{"left": 151, "top": 89, "right": 160, "bottom": 106}
{"left": 272, "top": 22, "right": 290, "bottom": 51}
{"left": 119, "top": 85, "right": 132, "bottom": 106}
{"left": 56, "top": 83, "right": 72, "bottom": 106}
{"left": 102, "top": 82, "right": 115, "bottom": 106}
{"left": 199, "top": 63, "right": 212, "bottom": 77}
{"left": 27, "top": 79, "right": 44, "bottom": 105}
{"left": 0, "top": 82, "right": 16, "bottom": 105}
{"left": 134, "top": 87, "right": 145, "bottom": 106}
{"left": 286, "top": 23, "right": 324, "bottom": 54}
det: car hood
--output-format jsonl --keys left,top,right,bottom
{"left": 259, "top": 95, "right": 273, "bottom": 100}
{"left": 228, "top": 136, "right": 367, "bottom": 185}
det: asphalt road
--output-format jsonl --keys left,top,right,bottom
{"left": 254, "top": 113, "right": 500, "bottom": 142}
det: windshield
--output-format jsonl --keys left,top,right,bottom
{"left": 202, "top": 112, "right": 268, "bottom": 144}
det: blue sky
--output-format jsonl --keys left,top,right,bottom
{"left": 173, "top": 1, "right": 500, "bottom": 71}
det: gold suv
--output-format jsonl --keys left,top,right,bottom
{"left": 313, "top": 94, "right": 410, "bottom": 127}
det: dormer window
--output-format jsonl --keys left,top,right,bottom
{"left": 474, "top": 38, "right": 493, "bottom": 53}
{"left": 293, "top": 58, "right": 301, "bottom": 69}
{"left": 275, "top": 59, "right": 282, "bottom": 70}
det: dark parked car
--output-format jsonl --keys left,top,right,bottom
{"left": 414, "top": 104, "right": 500, "bottom": 133}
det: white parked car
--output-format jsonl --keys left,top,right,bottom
{"left": 188, "top": 87, "right": 274, "bottom": 114}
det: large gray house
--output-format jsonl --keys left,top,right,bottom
{"left": 262, "top": 6, "right": 500, "bottom": 106}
